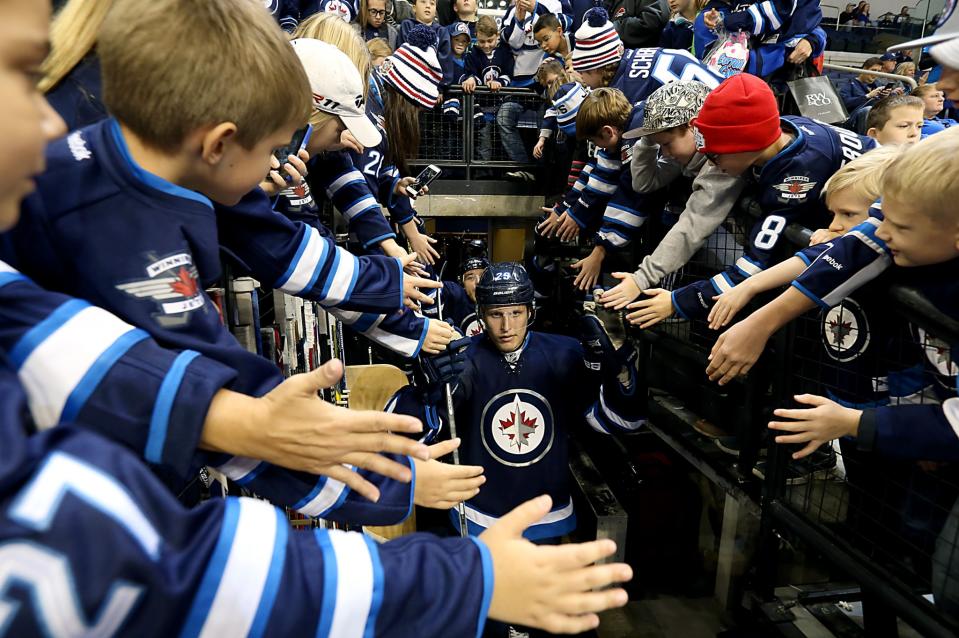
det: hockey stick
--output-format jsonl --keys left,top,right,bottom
{"left": 436, "top": 286, "right": 470, "bottom": 538}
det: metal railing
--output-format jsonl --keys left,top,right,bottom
{"left": 823, "top": 62, "right": 919, "bottom": 89}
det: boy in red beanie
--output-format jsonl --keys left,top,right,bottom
{"left": 625, "top": 73, "right": 877, "bottom": 327}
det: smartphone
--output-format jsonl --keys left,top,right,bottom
{"left": 405, "top": 164, "right": 442, "bottom": 198}
{"left": 272, "top": 124, "right": 313, "bottom": 177}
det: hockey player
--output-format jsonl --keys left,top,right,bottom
{"left": 0, "top": 3, "right": 637, "bottom": 634}
{"left": 625, "top": 73, "right": 875, "bottom": 328}
{"left": 422, "top": 256, "right": 490, "bottom": 337}
{"left": 2, "top": 0, "right": 454, "bottom": 524}
{"left": 599, "top": 80, "right": 747, "bottom": 311}
{"left": 390, "top": 263, "right": 645, "bottom": 542}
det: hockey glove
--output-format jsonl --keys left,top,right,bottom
{"left": 418, "top": 336, "right": 472, "bottom": 403}
{"left": 579, "top": 314, "right": 619, "bottom": 375}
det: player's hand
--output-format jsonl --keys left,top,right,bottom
{"left": 462, "top": 77, "right": 477, "bottom": 94}
{"left": 422, "top": 318, "right": 456, "bottom": 354}
{"left": 533, "top": 137, "right": 546, "bottom": 159}
{"left": 204, "top": 360, "right": 431, "bottom": 503}
{"left": 413, "top": 438, "right": 485, "bottom": 509}
{"left": 402, "top": 222, "right": 441, "bottom": 265}
{"left": 537, "top": 207, "right": 563, "bottom": 237}
{"left": 705, "top": 318, "right": 769, "bottom": 385}
{"left": 401, "top": 253, "right": 443, "bottom": 309}
{"left": 330, "top": 129, "right": 364, "bottom": 154}
{"left": 395, "top": 176, "right": 430, "bottom": 199}
{"left": 768, "top": 394, "right": 862, "bottom": 459}
{"left": 624, "top": 288, "right": 674, "bottom": 328}
{"left": 707, "top": 282, "right": 754, "bottom": 330}
{"left": 787, "top": 38, "right": 813, "bottom": 64}
{"left": 488, "top": 80, "right": 503, "bottom": 92}
{"left": 482, "top": 495, "right": 632, "bottom": 633}
{"left": 809, "top": 228, "right": 840, "bottom": 245}
{"left": 704, "top": 8, "right": 721, "bottom": 29}
{"left": 600, "top": 272, "right": 642, "bottom": 310}
{"left": 556, "top": 212, "right": 582, "bottom": 242}
{"left": 571, "top": 246, "right": 605, "bottom": 291}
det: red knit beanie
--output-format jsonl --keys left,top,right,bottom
{"left": 691, "top": 74, "right": 781, "bottom": 155}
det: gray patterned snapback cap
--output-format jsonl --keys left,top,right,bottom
{"left": 623, "top": 81, "right": 712, "bottom": 140}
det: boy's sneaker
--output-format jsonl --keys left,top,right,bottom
{"left": 506, "top": 170, "right": 535, "bottom": 182}
{"left": 752, "top": 448, "right": 838, "bottom": 485}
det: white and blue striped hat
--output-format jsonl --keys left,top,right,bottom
{"left": 571, "top": 8, "right": 624, "bottom": 72}
{"left": 552, "top": 82, "right": 590, "bottom": 135}
{"left": 380, "top": 24, "right": 443, "bottom": 109}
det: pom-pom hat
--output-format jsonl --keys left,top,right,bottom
{"left": 380, "top": 25, "right": 444, "bottom": 109}
{"left": 571, "top": 8, "right": 624, "bottom": 72}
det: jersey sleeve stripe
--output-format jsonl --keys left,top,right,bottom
{"left": 275, "top": 227, "right": 312, "bottom": 290}
{"left": 215, "top": 456, "right": 263, "bottom": 482}
{"left": 183, "top": 498, "right": 283, "bottom": 638}
{"left": 327, "top": 530, "right": 376, "bottom": 638}
{"left": 469, "top": 537, "right": 494, "bottom": 638}
{"left": 946, "top": 398, "right": 959, "bottom": 440}
{"left": 16, "top": 304, "right": 145, "bottom": 429}
{"left": 0, "top": 272, "right": 28, "bottom": 289}
{"left": 341, "top": 195, "right": 381, "bottom": 220}
{"left": 747, "top": 5, "right": 765, "bottom": 34}
{"left": 759, "top": 1, "right": 782, "bottom": 30}
{"left": 361, "top": 536, "right": 385, "bottom": 638}
{"left": 247, "top": 508, "right": 289, "bottom": 638}
{"left": 275, "top": 227, "right": 329, "bottom": 295}
{"left": 145, "top": 350, "right": 202, "bottom": 464}
{"left": 314, "top": 531, "right": 338, "bottom": 638}
{"left": 327, "top": 170, "right": 367, "bottom": 194}
{"left": 322, "top": 248, "right": 360, "bottom": 306}
{"left": 296, "top": 473, "right": 351, "bottom": 518}
{"left": 820, "top": 255, "right": 891, "bottom": 308}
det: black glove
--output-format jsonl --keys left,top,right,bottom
{"left": 418, "top": 336, "right": 472, "bottom": 403}
{"left": 579, "top": 314, "right": 618, "bottom": 375}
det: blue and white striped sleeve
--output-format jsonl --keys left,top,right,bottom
{"left": 216, "top": 190, "right": 404, "bottom": 314}
{"left": 567, "top": 149, "right": 623, "bottom": 228}
{"left": 724, "top": 0, "right": 800, "bottom": 37}
{"left": 596, "top": 170, "right": 652, "bottom": 251}
{"left": 321, "top": 152, "right": 397, "bottom": 250}
{"left": 0, "top": 263, "right": 235, "bottom": 475}
{"left": 329, "top": 307, "right": 431, "bottom": 359}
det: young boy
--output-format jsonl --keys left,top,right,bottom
{"left": 534, "top": 13, "right": 573, "bottom": 60}
{"left": 461, "top": 15, "right": 514, "bottom": 93}
{"left": 452, "top": 0, "right": 479, "bottom": 36}
{"left": 502, "top": 0, "right": 572, "bottom": 89}
{"left": 3, "top": 0, "right": 447, "bottom": 523}
{"left": 865, "top": 93, "right": 924, "bottom": 145}
{"left": 399, "top": 0, "right": 454, "bottom": 89}
{"left": 1, "top": 1, "right": 637, "bottom": 635}
{"left": 626, "top": 73, "right": 876, "bottom": 327}
{"left": 598, "top": 80, "right": 747, "bottom": 310}
{"left": 448, "top": 20, "right": 472, "bottom": 78}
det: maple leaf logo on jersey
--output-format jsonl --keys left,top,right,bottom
{"left": 498, "top": 394, "right": 539, "bottom": 451}
{"left": 482, "top": 390, "right": 554, "bottom": 467}
{"left": 116, "top": 252, "right": 205, "bottom": 316}
{"left": 774, "top": 176, "right": 817, "bottom": 201}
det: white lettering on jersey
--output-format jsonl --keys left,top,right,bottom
{"left": 66, "top": 132, "right": 92, "bottom": 162}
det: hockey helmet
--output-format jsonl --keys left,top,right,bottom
{"left": 461, "top": 256, "right": 490, "bottom": 278}
{"left": 474, "top": 262, "right": 535, "bottom": 308}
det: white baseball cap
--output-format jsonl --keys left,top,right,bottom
{"left": 290, "top": 38, "right": 381, "bottom": 148}
{"left": 889, "top": 0, "right": 958, "bottom": 51}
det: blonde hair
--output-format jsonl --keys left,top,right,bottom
{"left": 576, "top": 87, "right": 631, "bottom": 139}
{"left": 294, "top": 12, "right": 372, "bottom": 100}
{"left": 894, "top": 61, "right": 916, "bottom": 77}
{"left": 910, "top": 82, "right": 939, "bottom": 98}
{"left": 822, "top": 145, "right": 903, "bottom": 203}
{"left": 98, "top": 0, "right": 311, "bottom": 153}
{"left": 39, "top": 0, "right": 115, "bottom": 93}
{"left": 536, "top": 59, "right": 567, "bottom": 88}
{"left": 882, "top": 127, "right": 959, "bottom": 222}
{"left": 476, "top": 15, "right": 499, "bottom": 37}
{"left": 366, "top": 37, "right": 393, "bottom": 61}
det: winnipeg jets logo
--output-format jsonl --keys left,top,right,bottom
{"left": 116, "top": 252, "right": 205, "bottom": 317}
{"left": 263, "top": 0, "right": 279, "bottom": 13}
{"left": 481, "top": 389, "right": 553, "bottom": 467}
{"left": 773, "top": 176, "right": 817, "bottom": 201}
{"left": 918, "top": 327, "right": 958, "bottom": 380}
{"left": 322, "top": 0, "right": 351, "bottom": 20}
{"left": 281, "top": 181, "right": 314, "bottom": 207}
{"left": 821, "top": 298, "right": 869, "bottom": 362}
{"left": 463, "top": 316, "right": 483, "bottom": 337}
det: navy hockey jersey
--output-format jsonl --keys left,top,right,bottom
{"left": 692, "top": 0, "right": 825, "bottom": 78}
{"left": 1, "top": 119, "right": 415, "bottom": 524}
{"left": 672, "top": 116, "right": 875, "bottom": 319}
{"left": 0, "top": 260, "right": 235, "bottom": 476}
{"left": 609, "top": 47, "right": 721, "bottom": 105}
{"left": 390, "top": 332, "right": 644, "bottom": 539}
{"left": 462, "top": 43, "right": 515, "bottom": 86}
{"left": 501, "top": 0, "right": 573, "bottom": 87}
{"left": 0, "top": 366, "right": 492, "bottom": 638}
{"left": 789, "top": 218, "right": 959, "bottom": 460}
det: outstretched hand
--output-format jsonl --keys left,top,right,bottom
{"left": 768, "top": 394, "right": 862, "bottom": 459}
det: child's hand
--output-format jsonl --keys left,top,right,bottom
{"left": 462, "top": 77, "right": 477, "bottom": 93}
{"left": 488, "top": 79, "right": 503, "bottom": 92}
{"left": 571, "top": 246, "right": 605, "bottom": 292}
{"left": 556, "top": 212, "right": 581, "bottom": 241}
{"left": 400, "top": 253, "right": 443, "bottom": 309}
{"left": 329, "top": 129, "right": 364, "bottom": 153}
{"left": 413, "top": 439, "right": 485, "bottom": 509}
{"left": 704, "top": 8, "right": 721, "bottom": 29}
{"left": 403, "top": 222, "right": 441, "bottom": 266}
{"left": 768, "top": 394, "right": 863, "bottom": 460}
{"left": 422, "top": 318, "right": 456, "bottom": 354}
{"left": 536, "top": 206, "right": 562, "bottom": 237}
{"left": 259, "top": 151, "right": 310, "bottom": 196}
{"left": 481, "top": 495, "right": 632, "bottom": 633}
{"left": 707, "top": 283, "right": 754, "bottom": 330}
{"left": 533, "top": 137, "right": 546, "bottom": 159}
{"left": 625, "top": 289, "right": 674, "bottom": 328}
{"left": 600, "top": 272, "right": 642, "bottom": 310}
{"left": 395, "top": 176, "right": 429, "bottom": 199}
{"left": 706, "top": 318, "right": 769, "bottom": 385}
{"left": 809, "top": 228, "right": 839, "bottom": 245}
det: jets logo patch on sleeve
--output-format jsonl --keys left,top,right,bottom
{"left": 773, "top": 176, "right": 817, "bottom": 201}
{"left": 481, "top": 389, "right": 554, "bottom": 467}
{"left": 116, "top": 252, "right": 205, "bottom": 317}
